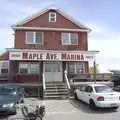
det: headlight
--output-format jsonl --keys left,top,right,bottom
{"left": 13, "top": 92, "right": 17, "bottom": 95}
{"left": 2, "top": 103, "right": 14, "bottom": 108}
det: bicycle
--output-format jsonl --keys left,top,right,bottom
{"left": 21, "top": 104, "right": 45, "bottom": 120}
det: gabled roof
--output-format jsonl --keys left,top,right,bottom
{"left": 0, "top": 51, "right": 9, "bottom": 60}
{"left": 12, "top": 5, "right": 91, "bottom": 31}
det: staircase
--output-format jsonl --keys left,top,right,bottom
{"left": 44, "top": 82, "right": 69, "bottom": 99}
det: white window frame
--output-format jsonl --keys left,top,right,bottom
{"left": 19, "top": 62, "right": 39, "bottom": 74}
{"left": 49, "top": 12, "right": 56, "bottom": 22}
{"left": 0, "top": 61, "right": 9, "bottom": 74}
{"left": 61, "top": 32, "right": 78, "bottom": 45}
{"left": 67, "top": 62, "right": 85, "bottom": 74}
{"left": 26, "top": 32, "right": 44, "bottom": 44}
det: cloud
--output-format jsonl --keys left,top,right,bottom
{"left": 0, "top": 28, "right": 14, "bottom": 49}
{"left": 87, "top": 21, "right": 120, "bottom": 59}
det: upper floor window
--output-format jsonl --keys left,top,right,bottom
{"left": 61, "top": 33, "right": 78, "bottom": 45}
{"left": 49, "top": 12, "right": 56, "bottom": 22}
{"left": 26, "top": 32, "right": 43, "bottom": 44}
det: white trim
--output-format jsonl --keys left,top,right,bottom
{"left": 43, "top": 61, "right": 63, "bottom": 82}
{"left": 49, "top": 12, "right": 56, "bottom": 22}
{"left": 0, "top": 61, "right": 9, "bottom": 74}
{"left": 19, "top": 62, "right": 39, "bottom": 74}
{"left": 25, "top": 31, "right": 44, "bottom": 44}
{"left": 67, "top": 62, "right": 85, "bottom": 74}
{"left": 9, "top": 50, "right": 98, "bottom": 61}
{"left": 12, "top": 5, "right": 91, "bottom": 31}
{"left": 7, "top": 48, "right": 99, "bottom": 55}
{"left": 25, "top": 31, "right": 34, "bottom": 44}
{"left": 61, "top": 32, "right": 78, "bottom": 45}
{"left": 12, "top": 26, "right": 90, "bottom": 32}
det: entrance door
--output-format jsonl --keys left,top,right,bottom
{"left": 43, "top": 62, "right": 63, "bottom": 82}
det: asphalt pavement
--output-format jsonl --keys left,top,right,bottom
{"left": 1, "top": 98, "right": 120, "bottom": 120}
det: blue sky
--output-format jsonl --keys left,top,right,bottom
{"left": 0, "top": 0, "right": 120, "bottom": 72}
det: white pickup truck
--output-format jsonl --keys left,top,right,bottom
{"left": 74, "top": 83, "right": 120, "bottom": 110}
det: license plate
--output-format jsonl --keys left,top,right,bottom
{"left": 111, "top": 103, "right": 117, "bottom": 106}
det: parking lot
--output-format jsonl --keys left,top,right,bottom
{"left": 2, "top": 98, "right": 120, "bottom": 120}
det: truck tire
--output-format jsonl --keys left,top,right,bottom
{"left": 89, "top": 99, "right": 97, "bottom": 110}
{"left": 74, "top": 93, "right": 78, "bottom": 100}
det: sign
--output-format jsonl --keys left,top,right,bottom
{"left": 9, "top": 51, "right": 95, "bottom": 61}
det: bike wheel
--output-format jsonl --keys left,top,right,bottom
{"left": 36, "top": 116, "right": 42, "bottom": 120}
{"left": 27, "top": 113, "right": 36, "bottom": 120}
{"left": 21, "top": 106, "right": 29, "bottom": 117}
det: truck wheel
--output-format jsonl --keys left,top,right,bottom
{"left": 89, "top": 99, "right": 97, "bottom": 110}
{"left": 11, "top": 109, "right": 17, "bottom": 115}
{"left": 74, "top": 93, "right": 78, "bottom": 100}
{"left": 21, "top": 99, "right": 24, "bottom": 103}
{"left": 113, "top": 107, "right": 119, "bottom": 111}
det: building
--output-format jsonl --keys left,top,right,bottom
{"left": 0, "top": 6, "right": 98, "bottom": 98}
{"left": 110, "top": 70, "right": 120, "bottom": 86}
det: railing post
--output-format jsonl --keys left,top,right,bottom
{"left": 93, "top": 60, "right": 96, "bottom": 83}
{"left": 64, "top": 70, "right": 71, "bottom": 98}
{"left": 42, "top": 73, "right": 46, "bottom": 99}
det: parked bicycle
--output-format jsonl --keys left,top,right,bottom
{"left": 21, "top": 104, "right": 45, "bottom": 120}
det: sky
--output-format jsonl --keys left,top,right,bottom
{"left": 0, "top": 0, "right": 120, "bottom": 72}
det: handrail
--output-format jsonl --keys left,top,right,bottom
{"left": 64, "top": 70, "right": 71, "bottom": 89}
{"left": 42, "top": 73, "right": 46, "bottom": 91}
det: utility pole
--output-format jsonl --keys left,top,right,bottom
{"left": 93, "top": 59, "right": 96, "bottom": 83}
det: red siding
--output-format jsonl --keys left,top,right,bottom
{"left": 14, "top": 9, "right": 88, "bottom": 51}
{"left": 0, "top": 51, "right": 9, "bottom": 60}
{"left": 84, "top": 61, "right": 89, "bottom": 73}
{"left": 15, "top": 30, "right": 88, "bottom": 51}
{"left": 0, "top": 8, "right": 90, "bottom": 84}
{"left": 10, "top": 61, "right": 42, "bottom": 83}
{"left": 23, "top": 10, "right": 80, "bottom": 29}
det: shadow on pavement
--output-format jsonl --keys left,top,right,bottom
{"left": 69, "top": 98, "right": 118, "bottom": 114}
{"left": 0, "top": 113, "right": 17, "bottom": 119}
{"left": 0, "top": 115, "right": 9, "bottom": 119}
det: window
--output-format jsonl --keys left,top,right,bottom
{"left": 61, "top": 33, "right": 78, "bottom": 45}
{"left": 67, "top": 62, "right": 84, "bottom": 74}
{"left": 26, "top": 32, "right": 43, "bottom": 44}
{"left": 94, "top": 85, "right": 113, "bottom": 93}
{"left": 19, "top": 63, "right": 28, "bottom": 74}
{"left": 84, "top": 86, "right": 93, "bottom": 92}
{"left": 0, "top": 61, "right": 9, "bottom": 74}
{"left": 19, "top": 63, "right": 39, "bottom": 74}
{"left": 88, "top": 86, "right": 93, "bottom": 92}
{"left": 49, "top": 12, "right": 56, "bottom": 22}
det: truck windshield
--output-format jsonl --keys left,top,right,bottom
{"left": 0, "top": 87, "right": 15, "bottom": 95}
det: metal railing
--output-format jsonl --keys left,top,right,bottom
{"left": 69, "top": 73, "right": 112, "bottom": 82}
{"left": 42, "top": 73, "right": 46, "bottom": 99}
{"left": 42, "top": 73, "right": 46, "bottom": 91}
{"left": 64, "top": 70, "right": 71, "bottom": 89}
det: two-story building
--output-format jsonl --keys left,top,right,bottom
{"left": 0, "top": 6, "right": 98, "bottom": 98}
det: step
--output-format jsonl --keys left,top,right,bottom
{"left": 45, "top": 91, "right": 68, "bottom": 95}
{"left": 46, "top": 83, "right": 66, "bottom": 86}
{"left": 44, "top": 95, "right": 68, "bottom": 99}
{"left": 45, "top": 89, "right": 68, "bottom": 92}
{"left": 46, "top": 86, "right": 67, "bottom": 89}
{"left": 46, "top": 82, "right": 65, "bottom": 84}
{"left": 46, "top": 84, "right": 66, "bottom": 87}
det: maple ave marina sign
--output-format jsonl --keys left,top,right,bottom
{"left": 9, "top": 51, "right": 95, "bottom": 61}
